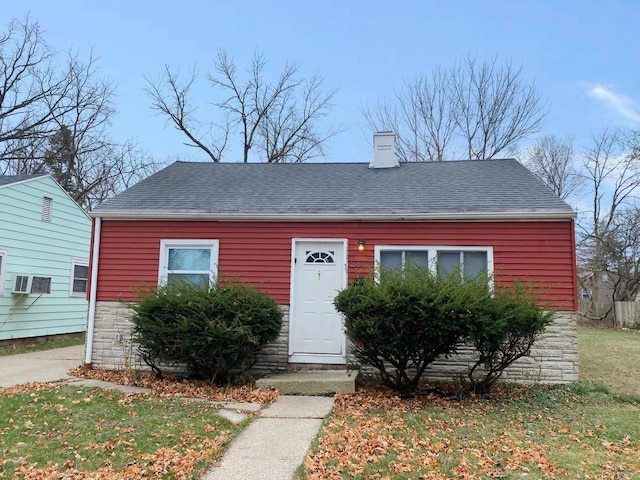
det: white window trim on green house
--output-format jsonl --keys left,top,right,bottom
{"left": 69, "top": 259, "right": 89, "bottom": 297}
{"left": 0, "top": 248, "right": 7, "bottom": 295}
{"left": 158, "top": 239, "right": 219, "bottom": 286}
{"left": 374, "top": 245, "right": 494, "bottom": 278}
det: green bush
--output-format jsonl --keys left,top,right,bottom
{"left": 335, "top": 266, "right": 553, "bottom": 395}
{"left": 466, "top": 282, "right": 553, "bottom": 394}
{"left": 334, "top": 265, "right": 486, "bottom": 394}
{"left": 129, "top": 279, "right": 283, "bottom": 385}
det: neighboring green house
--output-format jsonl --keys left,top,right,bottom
{"left": 0, "top": 175, "right": 91, "bottom": 341}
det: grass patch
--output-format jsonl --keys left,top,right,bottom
{"left": 299, "top": 385, "right": 640, "bottom": 479}
{"left": 0, "top": 336, "right": 84, "bottom": 357}
{"left": 578, "top": 326, "right": 640, "bottom": 397}
{"left": 0, "top": 384, "right": 246, "bottom": 479}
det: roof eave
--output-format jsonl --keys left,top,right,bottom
{"left": 0, "top": 174, "right": 48, "bottom": 190}
{"left": 89, "top": 210, "right": 576, "bottom": 221}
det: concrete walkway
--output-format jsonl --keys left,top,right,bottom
{"left": 0, "top": 344, "right": 84, "bottom": 387}
{"left": 204, "top": 395, "right": 334, "bottom": 480}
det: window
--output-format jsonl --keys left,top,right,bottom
{"left": 158, "top": 240, "right": 219, "bottom": 287}
{"left": 436, "top": 250, "right": 488, "bottom": 279}
{"left": 42, "top": 196, "right": 53, "bottom": 221}
{"left": 580, "top": 288, "right": 591, "bottom": 300}
{"left": 70, "top": 260, "right": 89, "bottom": 296}
{"left": 0, "top": 249, "right": 7, "bottom": 295}
{"left": 376, "top": 245, "right": 493, "bottom": 279}
{"left": 305, "top": 250, "right": 335, "bottom": 264}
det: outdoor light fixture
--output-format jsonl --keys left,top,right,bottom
{"left": 358, "top": 239, "right": 366, "bottom": 251}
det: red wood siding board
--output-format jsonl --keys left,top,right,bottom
{"left": 498, "top": 256, "right": 573, "bottom": 262}
{"left": 93, "top": 220, "right": 576, "bottom": 309}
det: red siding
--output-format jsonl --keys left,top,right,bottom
{"left": 93, "top": 220, "right": 577, "bottom": 310}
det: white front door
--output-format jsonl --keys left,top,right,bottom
{"left": 289, "top": 240, "right": 347, "bottom": 364}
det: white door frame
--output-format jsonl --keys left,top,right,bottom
{"left": 288, "top": 238, "right": 348, "bottom": 364}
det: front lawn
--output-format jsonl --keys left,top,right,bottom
{"left": 300, "top": 384, "right": 639, "bottom": 479}
{"left": 0, "top": 383, "right": 246, "bottom": 479}
{"left": 298, "top": 327, "right": 640, "bottom": 479}
{"left": 0, "top": 336, "right": 84, "bottom": 356}
{"left": 578, "top": 327, "right": 640, "bottom": 396}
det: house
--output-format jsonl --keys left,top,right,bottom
{"left": 84, "top": 133, "right": 579, "bottom": 383}
{"left": 0, "top": 175, "right": 91, "bottom": 342}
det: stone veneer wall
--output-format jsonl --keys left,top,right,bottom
{"left": 90, "top": 301, "right": 292, "bottom": 372}
{"left": 90, "top": 302, "right": 578, "bottom": 384}
{"left": 348, "top": 310, "right": 579, "bottom": 385}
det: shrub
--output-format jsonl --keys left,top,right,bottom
{"left": 465, "top": 282, "right": 553, "bottom": 394}
{"left": 335, "top": 265, "right": 554, "bottom": 395}
{"left": 334, "top": 265, "right": 486, "bottom": 394}
{"left": 129, "top": 279, "right": 283, "bottom": 385}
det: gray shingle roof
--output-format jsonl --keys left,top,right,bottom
{"left": 92, "top": 159, "right": 575, "bottom": 220}
{"left": 0, "top": 175, "right": 45, "bottom": 188}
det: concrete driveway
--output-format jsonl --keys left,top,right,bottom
{"left": 0, "top": 344, "right": 85, "bottom": 388}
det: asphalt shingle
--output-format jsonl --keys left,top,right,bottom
{"left": 0, "top": 175, "right": 45, "bottom": 188}
{"left": 92, "top": 159, "right": 574, "bottom": 218}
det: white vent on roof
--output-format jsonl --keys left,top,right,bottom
{"left": 42, "top": 196, "right": 53, "bottom": 221}
{"left": 370, "top": 131, "right": 399, "bottom": 169}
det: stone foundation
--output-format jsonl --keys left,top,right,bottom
{"left": 349, "top": 311, "right": 579, "bottom": 385}
{"left": 90, "top": 302, "right": 145, "bottom": 371}
{"left": 89, "top": 301, "right": 293, "bottom": 373}
{"left": 90, "top": 302, "right": 578, "bottom": 384}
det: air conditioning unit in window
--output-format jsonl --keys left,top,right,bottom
{"left": 11, "top": 275, "right": 52, "bottom": 294}
{"left": 12, "top": 275, "right": 33, "bottom": 294}
{"left": 31, "top": 276, "right": 52, "bottom": 294}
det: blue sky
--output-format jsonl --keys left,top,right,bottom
{"left": 5, "top": 0, "right": 639, "bottom": 164}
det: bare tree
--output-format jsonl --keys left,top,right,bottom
{"left": 362, "top": 55, "right": 547, "bottom": 161}
{"left": 146, "top": 50, "right": 339, "bottom": 163}
{"left": 259, "top": 74, "right": 338, "bottom": 163}
{"left": 362, "top": 68, "right": 455, "bottom": 162}
{"left": 0, "top": 15, "right": 75, "bottom": 160}
{"left": 0, "top": 15, "right": 159, "bottom": 210}
{"left": 451, "top": 56, "right": 547, "bottom": 160}
{"left": 522, "top": 135, "right": 582, "bottom": 200}
{"left": 145, "top": 65, "right": 228, "bottom": 163}
{"left": 578, "top": 129, "right": 640, "bottom": 322}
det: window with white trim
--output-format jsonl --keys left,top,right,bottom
{"left": 158, "top": 240, "right": 219, "bottom": 287}
{"left": 580, "top": 287, "right": 591, "bottom": 300}
{"left": 0, "top": 248, "right": 7, "bottom": 295}
{"left": 70, "top": 260, "right": 89, "bottom": 296}
{"left": 375, "top": 246, "right": 493, "bottom": 279}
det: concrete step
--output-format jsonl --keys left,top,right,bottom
{"left": 255, "top": 369, "right": 356, "bottom": 395}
